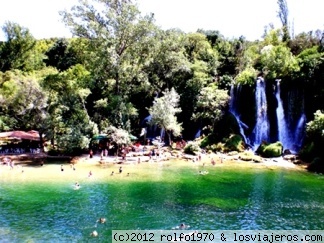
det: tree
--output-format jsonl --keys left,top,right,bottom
{"left": 303, "top": 110, "right": 324, "bottom": 162}
{"left": 44, "top": 38, "right": 80, "bottom": 71}
{"left": 0, "top": 22, "right": 37, "bottom": 72}
{"left": 260, "top": 44, "right": 299, "bottom": 79}
{"left": 277, "top": 0, "right": 290, "bottom": 42}
{"left": 147, "top": 88, "right": 182, "bottom": 145}
{"left": 41, "top": 64, "right": 98, "bottom": 154}
{"left": 0, "top": 70, "right": 49, "bottom": 147}
{"left": 60, "top": 0, "right": 156, "bottom": 95}
{"left": 106, "top": 125, "right": 131, "bottom": 152}
{"left": 193, "top": 83, "right": 230, "bottom": 134}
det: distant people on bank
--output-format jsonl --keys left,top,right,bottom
{"left": 88, "top": 171, "right": 93, "bottom": 177}
{"left": 119, "top": 167, "right": 123, "bottom": 173}
{"left": 61, "top": 165, "right": 64, "bottom": 172}
{"left": 211, "top": 158, "right": 215, "bottom": 166}
{"left": 111, "top": 171, "right": 114, "bottom": 176}
{"left": 89, "top": 149, "right": 93, "bottom": 158}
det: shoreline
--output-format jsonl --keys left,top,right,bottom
{"left": 0, "top": 149, "right": 309, "bottom": 172}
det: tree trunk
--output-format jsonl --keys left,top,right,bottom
{"left": 39, "top": 131, "right": 45, "bottom": 152}
{"left": 115, "top": 71, "right": 119, "bottom": 94}
{"left": 166, "top": 130, "right": 171, "bottom": 147}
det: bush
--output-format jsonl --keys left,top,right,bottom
{"left": 256, "top": 141, "right": 283, "bottom": 158}
{"left": 184, "top": 141, "right": 201, "bottom": 155}
{"left": 224, "top": 134, "right": 245, "bottom": 152}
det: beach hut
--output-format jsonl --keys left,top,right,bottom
{"left": 0, "top": 130, "right": 41, "bottom": 154}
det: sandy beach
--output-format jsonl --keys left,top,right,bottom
{"left": 0, "top": 150, "right": 307, "bottom": 185}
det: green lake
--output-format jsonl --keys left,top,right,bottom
{"left": 0, "top": 159, "right": 323, "bottom": 242}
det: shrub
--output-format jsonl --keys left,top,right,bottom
{"left": 256, "top": 141, "right": 283, "bottom": 158}
{"left": 184, "top": 141, "right": 201, "bottom": 155}
{"left": 224, "top": 134, "right": 245, "bottom": 152}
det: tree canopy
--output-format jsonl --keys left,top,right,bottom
{"left": 0, "top": 0, "right": 323, "bottom": 159}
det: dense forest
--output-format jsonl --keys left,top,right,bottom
{"left": 0, "top": 0, "right": 323, "bottom": 167}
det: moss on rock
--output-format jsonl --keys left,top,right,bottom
{"left": 224, "top": 134, "right": 245, "bottom": 152}
{"left": 256, "top": 141, "right": 283, "bottom": 158}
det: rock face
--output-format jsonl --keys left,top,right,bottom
{"left": 256, "top": 141, "right": 283, "bottom": 158}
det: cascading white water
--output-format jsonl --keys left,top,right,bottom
{"left": 229, "top": 84, "right": 248, "bottom": 144}
{"left": 275, "top": 79, "right": 293, "bottom": 150}
{"left": 251, "top": 77, "right": 270, "bottom": 149}
{"left": 294, "top": 113, "right": 306, "bottom": 151}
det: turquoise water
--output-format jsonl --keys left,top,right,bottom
{"left": 0, "top": 161, "right": 323, "bottom": 242}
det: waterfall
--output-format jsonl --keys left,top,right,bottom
{"left": 275, "top": 79, "right": 293, "bottom": 150}
{"left": 294, "top": 113, "right": 306, "bottom": 151}
{"left": 251, "top": 77, "right": 270, "bottom": 149}
{"left": 229, "top": 84, "right": 248, "bottom": 144}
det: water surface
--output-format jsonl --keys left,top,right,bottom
{"left": 0, "top": 159, "right": 323, "bottom": 242}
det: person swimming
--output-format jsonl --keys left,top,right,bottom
{"left": 199, "top": 170, "right": 209, "bottom": 175}
{"left": 179, "top": 223, "right": 190, "bottom": 229}
{"left": 90, "top": 230, "right": 98, "bottom": 237}
{"left": 74, "top": 182, "right": 80, "bottom": 190}
{"left": 98, "top": 217, "right": 106, "bottom": 224}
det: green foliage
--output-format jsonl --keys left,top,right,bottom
{"left": 217, "top": 75, "right": 234, "bottom": 90}
{"left": 0, "top": 22, "right": 38, "bottom": 72}
{"left": 60, "top": 0, "right": 156, "bottom": 95}
{"left": 106, "top": 126, "right": 131, "bottom": 147}
{"left": 260, "top": 44, "right": 299, "bottom": 79}
{"left": 183, "top": 141, "right": 201, "bottom": 155}
{"left": 256, "top": 141, "right": 283, "bottom": 158}
{"left": 306, "top": 110, "right": 324, "bottom": 140}
{"left": 224, "top": 134, "right": 245, "bottom": 152}
{"left": 0, "top": 2, "right": 323, "bottom": 156}
{"left": 289, "top": 31, "right": 322, "bottom": 55}
{"left": 297, "top": 47, "right": 324, "bottom": 79}
{"left": 41, "top": 65, "right": 98, "bottom": 153}
{"left": 263, "top": 29, "right": 283, "bottom": 46}
{"left": 193, "top": 83, "right": 230, "bottom": 133}
{"left": 200, "top": 134, "right": 217, "bottom": 148}
{"left": 148, "top": 88, "right": 182, "bottom": 144}
{"left": 0, "top": 70, "right": 48, "bottom": 131}
{"left": 201, "top": 134, "right": 245, "bottom": 153}
{"left": 302, "top": 110, "right": 324, "bottom": 162}
{"left": 45, "top": 38, "right": 80, "bottom": 71}
{"left": 235, "top": 66, "right": 257, "bottom": 86}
